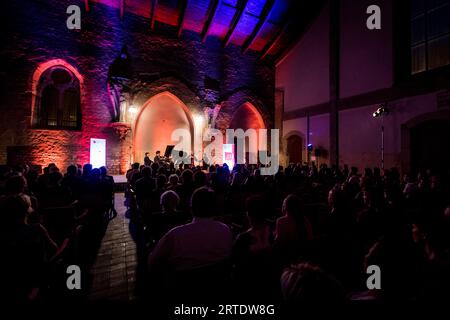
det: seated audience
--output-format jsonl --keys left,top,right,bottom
{"left": 281, "top": 263, "right": 345, "bottom": 308}
{"left": 148, "top": 187, "right": 232, "bottom": 272}
{"left": 62, "top": 165, "right": 82, "bottom": 201}
{"left": 275, "top": 194, "right": 313, "bottom": 264}
{"left": 166, "top": 174, "right": 180, "bottom": 191}
{"left": 233, "top": 195, "right": 278, "bottom": 300}
{"left": 145, "top": 190, "right": 190, "bottom": 245}
{"left": 135, "top": 166, "right": 155, "bottom": 212}
{"left": 3, "top": 156, "right": 449, "bottom": 305}
{"left": 3, "top": 174, "right": 34, "bottom": 213}
{"left": 126, "top": 162, "right": 140, "bottom": 183}
{"left": 38, "top": 171, "right": 72, "bottom": 209}
{"left": 1, "top": 195, "right": 57, "bottom": 301}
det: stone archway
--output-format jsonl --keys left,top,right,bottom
{"left": 229, "top": 102, "right": 266, "bottom": 131}
{"left": 228, "top": 102, "right": 266, "bottom": 163}
{"left": 133, "top": 92, "right": 194, "bottom": 164}
{"left": 215, "top": 90, "right": 272, "bottom": 133}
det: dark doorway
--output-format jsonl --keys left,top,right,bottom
{"left": 410, "top": 120, "right": 450, "bottom": 174}
{"left": 287, "top": 135, "right": 303, "bottom": 164}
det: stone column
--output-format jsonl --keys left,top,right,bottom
{"left": 111, "top": 122, "right": 131, "bottom": 174}
{"left": 329, "top": 0, "right": 340, "bottom": 168}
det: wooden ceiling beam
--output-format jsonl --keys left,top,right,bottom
{"left": 242, "top": 0, "right": 275, "bottom": 54}
{"left": 120, "top": 0, "right": 125, "bottom": 19}
{"left": 260, "top": 18, "right": 291, "bottom": 60}
{"left": 150, "top": 0, "right": 158, "bottom": 30}
{"left": 201, "top": 0, "right": 220, "bottom": 43}
{"left": 177, "top": 0, "right": 189, "bottom": 37}
{"left": 223, "top": 0, "right": 248, "bottom": 47}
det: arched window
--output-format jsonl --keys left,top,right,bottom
{"left": 34, "top": 65, "right": 81, "bottom": 129}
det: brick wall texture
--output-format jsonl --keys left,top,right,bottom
{"left": 0, "top": 0, "right": 275, "bottom": 174}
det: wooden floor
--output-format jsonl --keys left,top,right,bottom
{"left": 88, "top": 193, "right": 137, "bottom": 300}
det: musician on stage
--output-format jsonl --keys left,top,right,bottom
{"left": 154, "top": 150, "right": 162, "bottom": 163}
{"left": 144, "top": 152, "right": 151, "bottom": 166}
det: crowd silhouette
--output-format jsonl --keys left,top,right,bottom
{"left": 1, "top": 159, "right": 450, "bottom": 309}
{"left": 0, "top": 163, "right": 115, "bottom": 302}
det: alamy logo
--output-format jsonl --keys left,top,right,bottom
{"left": 366, "top": 5, "right": 381, "bottom": 30}
{"left": 170, "top": 128, "right": 280, "bottom": 175}
{"left": 66, "top": 5, "right": 81, "bottom": 30}
{"left": 366, "top": 265, "right": 381, "bottom": 289}
{"left": 66, "top": 265, "right": 81, "bottom": 290}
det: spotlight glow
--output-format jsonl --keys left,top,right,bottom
{"left": 193, "top": 114, "right": 205, "bottom": 165}
{"left": 128, "top": 105, "right": 138, "bottom": 114}
{"left": 193, "top": 114, "right": 204, "bottom": 128}
{"left": 372, "top": 105, "right": 389, "bottom": 118}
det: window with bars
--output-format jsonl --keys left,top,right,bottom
{"left": 411, "top": 0, "right": 450, "bottom": 74}
{"left": 35, "top": 66, "right": 81, "bottom": 129}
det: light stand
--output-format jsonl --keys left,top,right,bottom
{"left": 381, "top": 115, "right": 384, "bottom": 170}
{"left": 373, "top": 104, "right": 389, "bottom": 170}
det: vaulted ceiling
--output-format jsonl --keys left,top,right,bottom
{"left": 87, "top": 0, "right": 325, "bottom": 62}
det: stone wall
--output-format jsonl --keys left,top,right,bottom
{"left": 0, "top": 0, "right": 275, "bottom": 174}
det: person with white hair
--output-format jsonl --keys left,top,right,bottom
{"left": 166, "top": 174, "right": 180, "bottom": 191}
{"left": 145, "top": 190, "right": 190, "bottom": 246}
{"left": 149, "top": 187, "right": 232, "bottom": 272}
{"left": 160, "top": 190, "right": 180, "bottom": 214}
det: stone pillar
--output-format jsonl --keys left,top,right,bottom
{"left": 329, "top": 0, "right": 340, "bottom": 168}
{"left": 275, "top": 89, "right": 286, "bottom": 166}
{"left": 111, "top": 122, "right": 131, "bottom": 174}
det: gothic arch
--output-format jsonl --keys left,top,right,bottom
{"left": 215, "top": 90, "right": 271, "bottom": 132}
{"left": 133, "top": 91, "right": 195, "bottom": 164}
{"left": 30, "top": 59, "right": 84, "bottom": 128}
{"left": 132, "top": 77, "right": 202, "bottom": 114}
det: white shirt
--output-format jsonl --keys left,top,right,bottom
{"left": 148, "top": 217, "right": 233, "bottom": 272}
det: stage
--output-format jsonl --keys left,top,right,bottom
{"left": 112, "top": 175, "right": 127, "bottom": 192}
{"left": 112, "top": 175, "right": 127, "bottom": 184}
